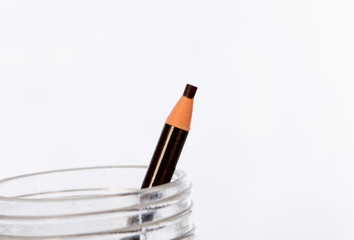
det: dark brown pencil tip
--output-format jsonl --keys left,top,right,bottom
{"left": 183, "top": 84, "right": 198, "bottom": 99}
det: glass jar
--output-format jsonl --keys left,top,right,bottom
{"left": 0, "top": 166, "right": 194, "bottom": 239}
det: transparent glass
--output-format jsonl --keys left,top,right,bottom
{"left": 0, "top": 166, "right": 194, "bottom": 239}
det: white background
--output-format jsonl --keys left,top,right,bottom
{"left": 1, "top": 0, "right": 354, "bottom": 239}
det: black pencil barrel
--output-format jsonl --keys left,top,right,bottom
{"left": 141, "top": 124, "right": 188, "bottom": 188}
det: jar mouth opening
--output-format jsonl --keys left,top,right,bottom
{"left": 0, "top": 165, "right": 187, "bottom": 203}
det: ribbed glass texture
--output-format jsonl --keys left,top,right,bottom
{"left": 0, "top": 166, "right": 194, "bottom": 239}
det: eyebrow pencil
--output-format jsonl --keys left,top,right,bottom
{"left": 141, "top": 84, "right": 197, "bottom": 188}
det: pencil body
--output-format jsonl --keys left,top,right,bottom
{"left": 141, "top": 84, "right": 197, "bottom": 189}
{"left": 141, "top": 124, "right": 188, "bottom": 188}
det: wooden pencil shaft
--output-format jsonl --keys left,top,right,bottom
{"left": 141, "top": 124, "right": 188, "bottom": 188}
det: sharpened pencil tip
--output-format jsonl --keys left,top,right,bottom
{"left": 183, "top": 84, "right": 197, "bottom": 99}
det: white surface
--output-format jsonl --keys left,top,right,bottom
{"left": 1, "top": 0, "right": 354, "bottom": 239}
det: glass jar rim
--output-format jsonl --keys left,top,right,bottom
{"left": 0, "top": 165, "right": 187, "bottom": 203}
